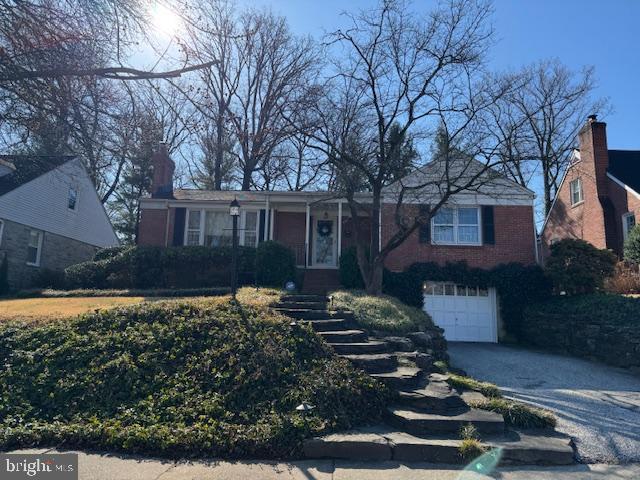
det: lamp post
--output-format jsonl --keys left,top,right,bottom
{"left": 229, "top": 198, "right": 240, "bottom": 298}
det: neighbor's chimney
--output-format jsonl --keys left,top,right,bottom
{"left": 578, "top": 114, "right": 609, "bottom": 198}
{"left": 151, "top": 141, "right": 175, "bottom": 199}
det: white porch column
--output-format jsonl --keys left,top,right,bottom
{"left": 264, "top": 196, "right": 270, "bottom": 242}
{"left": 269, "top": 208, "right": 275, "bottom": 240}
{"left": 305, "top": 202, "right": 310, "bottom": 267}
{"left": 337, "top": 200, "right": 343, "bottom": 260}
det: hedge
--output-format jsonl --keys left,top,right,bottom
{"left": 522, "top": 294, "right": 640, "bottom": 369}
{"left": 255, "top": 241, "right": 296, "bottom": 287}
{"left": 383, "top": 261, "right": 551, "bottom": 340}
{"left": 65, "top": 246, "right": 257, "bottom": 290}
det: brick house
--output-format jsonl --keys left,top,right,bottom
{"left": 0, "top": 155, "right": 118, "bottom": 289}
{"left": 541, "top": 115, "right": 640, "bottom": 259}
{"left": 138, "top": 143, "right": 537, "bottom": 343}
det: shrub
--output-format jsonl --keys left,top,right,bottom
{"left": 30, "top": 268, "right": 66, "bottom": 289}
{"left": 545, "top": 239, "right": 616, "bottom": 295}
{"left": 93, "top": 245, "right": 133, "bottom": 261}
{"left": 604, "top": 262, "right": 640, "bottom": 294}
{"left": 0, "top": 295, "right": 390, "bottom": 457}
{"left": 383, "top": 261, "right": 551, "bottom": 339}
{"left": 0, "top": 255, "right": 8, "bottom": 295}
{"left": 624, "top": 224, "right": 640, "bottom": 264}
{"left": 330, "top": 290, "right": 436, "bottom": 334}
{"left": 65, "top": 246, "right": 257, "bottom": 290}
{"left": 339, "top": 247, "right": 364, "bottom": 289}
{"left": 255, "top": 241, "right": 295, "bottom": 287}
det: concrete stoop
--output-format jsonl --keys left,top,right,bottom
{"left": 274, "top": 295, "right": 576, "bottom": 467}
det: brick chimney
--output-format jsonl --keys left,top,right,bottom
{"left": 151, "top": 142, "right": 175, "bottom": 198}
{"left": 577, "top": 114, "right": 609, "bottom": 198}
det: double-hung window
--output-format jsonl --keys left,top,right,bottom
{"left": 570, "top": 178, "right": 583, "bottom": 206}
{"left": 27, "top": 229, "right": 43, "bottom": 266}
{"left": 243, "top": 211, "right": 258, "bottom": 247}
{"left": 204, "top": 211, "right": 232, "bottom": 247}
{"left": 186, "top": 210, "right": 202, "bottom": 246}
{"left": 432, "top": 207, "right": 480, "bottom": 245}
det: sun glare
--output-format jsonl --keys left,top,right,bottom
{"left": 151, "top": 3, "right": 181, "bottom": 36}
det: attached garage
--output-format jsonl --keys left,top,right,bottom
{"left": 422, "top": 282, "right": 498, "bottom": 343}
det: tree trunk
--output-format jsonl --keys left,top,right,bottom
{"left": 214, "top": 112, "right": 223, "bottom": 190}
{"left": 363, "top": 188, "right": 383, "bottom": 295}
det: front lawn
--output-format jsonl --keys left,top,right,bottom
{"left": 0, "top": 288, "right": 389, "bottom": 458}
{"left": 330, "top": 290, "right": 435, "bottom": 334}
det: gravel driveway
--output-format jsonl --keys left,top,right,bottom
{"left": 448, "top": 343, "right": 640, "bottom": 464}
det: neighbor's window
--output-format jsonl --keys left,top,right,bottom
{"left": 26, "top": 229, "right": 43, "bottom": 266}
{"left": 432, "top": 207, "right": 480, "bottom": 245}
{"left": 570, "top": 178, "right": 583, "bottom": 205}
{"left": 623, "top": 212, "right": 636, "bottom": 241}
{"left": 67, "top": 186, "right": 78, "bottom": 210}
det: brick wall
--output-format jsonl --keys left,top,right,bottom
{"left": 382, "top": 204, "right": 536, "bottom": 272}
{"left": 0, "top": 218, "right": 97, "bottom": 289}
{"left": 138, "top": 207, "right": 175, "bottom": 246}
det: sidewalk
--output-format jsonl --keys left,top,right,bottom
{"left": 9, "top": 449, "right": 640, "bottom": 479}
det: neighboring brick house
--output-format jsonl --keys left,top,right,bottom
{"left": 138, "top": 143, "right": 537, "bottom": 343}
{"left": 0, "top": 155, "right": 118, "bottom": 289}
{"left": 541, "top": 115, "right": 640, "bottom": 259}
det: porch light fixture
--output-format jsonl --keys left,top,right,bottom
{"left": 229, "top": 197, "right": 240, "bottom": 217}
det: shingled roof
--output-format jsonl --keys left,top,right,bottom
{"left": 608, "top": 150, "right": 640, "bottom": 194}
{"left": 0, "top": 155, "right": 75, "bottom": 197}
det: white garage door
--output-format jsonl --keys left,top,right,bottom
{"left": 422, "top": 282, "right": 497, "bottom": 343}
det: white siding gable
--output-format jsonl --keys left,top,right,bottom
{"left": 0, "top": 158, "right": 118, "bottom": 247}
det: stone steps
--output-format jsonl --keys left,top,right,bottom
{"left": 371, "top": 366, "right": 424, "bottom": 390}
{"left": 275, "top": 308, "right": 346, "bottom": 320}
{"left": 302, "top": 319, "right": 350, "bottom": 332}
{"left": 397, "top": 378, "right": 467, "bottom": 414}
{"left": 386, "top": 405, "right": 505, "bottom": 436}
{"left": 318, "top": 330, "right": 368, "bottom": 343}
{"left": 281, "top": 294, "right": 328, "bottom": 303}
{"left": 277, "top": 301, "right": 328, "bottom": 310}
{"left": 328, "top": 341, "right": 390, "bottom": 355}
{"left": 340, "top": 353, "right": 398, "bottom": 374}
{"left": 303, "top": 425, "right": 575, "bottom": 465}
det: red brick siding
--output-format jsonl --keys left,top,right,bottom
{"left": 607, "top": 178, "right": 640, "bottom": 255}
{"left": 273, "top": 211, "right": 306, "bottom": 264}
{"left": 138, "top": 207, "right": 175, "bottom": 246}
{"left": 382, "top": 204, "right": 536, "bottom": 272}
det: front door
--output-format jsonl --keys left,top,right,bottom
{"left": 313, "top": 217, "right": 337, "bottom": 267}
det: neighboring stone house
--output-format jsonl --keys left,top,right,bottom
{"left": 138, "top": 143, "right": 537, "bottom": 343}
{"left": 541, "top": 115, "right": 640, "bottom": 259}
{"left": 0, "top": 155, "right": 118, "bottom": 289}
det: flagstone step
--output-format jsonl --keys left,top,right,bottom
{"left": 302, "top": 319, "right": 350, "bottom": 332}
{"left": 371, "top": 366, "right": 424, "bottom": 390}
{"left": 276, "top": 301, "right": 328, "bottom": 310}
{"left": 386, "top": 406, "right": 505, "bottom": 436}
{"left": 318, "top": 330, "right": 368, "bottom": 343}
{"left": 328, "top": 341, "right": 390, "bottom": 355}
{"left": 340, "top": 353, "right": 398, "bottom": 374}
{"left": 281, "top": 295, "right": 329, "bottom": 303}
{"left": 275, "top": 308, "right": 345, "bottom": 320}
{"left": 303, "top": 425, "right": 574, "bottom": 465}
{"left": 397, "top": 379, "right": 468, "bottom": 413}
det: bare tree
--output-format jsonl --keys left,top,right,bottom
{"left": 306, "top": 0, "right": 519, "bottom": 294}
{"left": 490, "top": 60, "right": 609, "bottom": 215}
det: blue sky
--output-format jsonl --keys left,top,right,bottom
{"left": 237, "top": 0, "right": 640, "bottom": 150}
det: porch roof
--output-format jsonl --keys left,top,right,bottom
{"left": 169, "top": 189, "right": 371, "bottom": 204}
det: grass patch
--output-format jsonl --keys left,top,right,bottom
{"left": 11, "top": 287, "right": 230, "bottom": 299}
{"left": 469, "top": 398, "right": 556, "bottom": 429}
{"left": 447, "top": 374, "right": 502, "bottom": 399}
{"left": 330, "top": 290, "right": 435, "bottom": 334}
{"left": 0, "top": 288, "right": 389, "bottom": 458}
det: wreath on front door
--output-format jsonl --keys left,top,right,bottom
{"left": 317, "top": 220, "right": 333, "bottom": 237}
